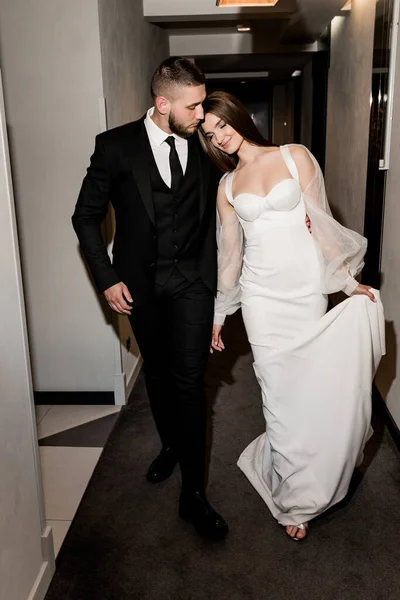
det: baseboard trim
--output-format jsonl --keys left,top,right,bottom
{"left": 27, "top": 558, "right": 54, "bottom": 600}
{"left": 113, "top": 372, "right": 127, "bottom": 406}
{"left": 373, "top": 384, "right": 400, "bottom": 453}
{"left": 41, "top": 524, "right": 55, "bottom": 572}
{"left": 34, "top": 391, "right": 114, "bottom": 405}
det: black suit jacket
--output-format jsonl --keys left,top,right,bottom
{"left": 72, "top": 117, "right": 221, "bottom": 305}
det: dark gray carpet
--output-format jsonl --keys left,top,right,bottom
{"left": 45, "top": 313, "right": 400, "bottom": 600}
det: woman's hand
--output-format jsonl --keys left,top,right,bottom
{"left": 350, "top": 284, "right": 376, "bottom": 302}
{"left": 210, "top": 324, "right": 225, "bottom": 354}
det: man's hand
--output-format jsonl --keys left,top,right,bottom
{"left": 350, "top": 284, "right": 376, "bottom": 303}
{"left": 210, "top": 324, "right": 225, "bottom": 354}
{"left": 104, "top": 282, "right": 133, "bottom": 315}
{"left": 306, "top": 214, "right": 312, "bottom": 233}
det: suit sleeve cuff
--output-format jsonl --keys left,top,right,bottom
{"left": 97, "top": 270, "right": 122, "bottom": 294}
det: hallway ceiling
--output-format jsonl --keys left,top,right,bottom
{"left": 144, "top": 0, "right": 350, "bottom": 79}
{"left": 144, "top": 0, "right": 350, "bottom": 44}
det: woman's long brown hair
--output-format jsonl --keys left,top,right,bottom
{"left": 198, "top": 91, "right": 275, "bottom": 173}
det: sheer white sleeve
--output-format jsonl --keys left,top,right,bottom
{"left": 214, "top": 176, "right": 243, "bottom": 326}
{"left": 301, "top": 147, "right": 367, "bottom": 295}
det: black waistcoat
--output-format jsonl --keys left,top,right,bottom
{"left": 147, "top": 140, "right": 202, "bottom": 286}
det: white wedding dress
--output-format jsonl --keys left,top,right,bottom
{"left": 215, "top": 145, "right": 385, "bottom": 526}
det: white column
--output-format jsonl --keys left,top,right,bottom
{"left": 0, "top": 70, "right": 54, "bottom": 600}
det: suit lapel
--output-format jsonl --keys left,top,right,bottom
{"left": 130, "top": 118, "right": 156, "bottom": 225}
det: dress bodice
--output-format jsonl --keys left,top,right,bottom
{"left": 224, "top": 145, "right": 302, "bottom": 223}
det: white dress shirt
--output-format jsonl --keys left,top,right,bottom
{"left": 144, "top": 107, "right": 188, "bottom": 188}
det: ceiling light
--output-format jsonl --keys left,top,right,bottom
{"left": 205, "top": 71, "right": 269, "bottom": 79}
{"left": 237, "top": 24, "right": 251, "bottom": 32}
{"left": 217, "top": 1, "right": 279, "bottom": 7}
{"left": 291, "top": 70, "right": 302, "bottom": 77}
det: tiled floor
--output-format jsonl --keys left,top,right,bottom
{"left": 40, "top": 446, "right": 103, "bottom": 520}
{"left": 37, "top": 405, "right": 121, "bottom": 440}
{"left": 35, "top": 404, "right": 122, "bottom": 557}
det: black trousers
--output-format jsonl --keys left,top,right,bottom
{"left": 128, "top": 269, "right": 214, "bottom": 492}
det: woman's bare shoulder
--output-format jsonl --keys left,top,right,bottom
{"left": 287, "top": 144, "right": 314, "bottom": 170}
{"left": 288, "top": 144, "right": 312, "bottom": 162}
{"left": 218, "top": 172, "right": 233, "bottom": 194}
{"left": 219, "top": 171, "right": 230, "bottom": 185}
{"left": 286, "top": 145, "right": 316, "bottom": 186}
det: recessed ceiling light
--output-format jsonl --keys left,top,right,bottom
{"left": 217, "top": 1, "right": 279, "bottom": 6}
{"left": 237, "top": 24, "right": 251, "bottom": 32}
{"left": 291, "top": 70, "right": 302, "bottom": 77}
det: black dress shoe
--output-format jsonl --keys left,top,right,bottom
{"left": 179, "top": 491, "right": 228, "bottom": 540}
{"left": 146, "top": 447, "right": 177, "bottom": 483}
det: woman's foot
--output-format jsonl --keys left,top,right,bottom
{"left": 286, "top": 523, "right": 308, "bottom": 541}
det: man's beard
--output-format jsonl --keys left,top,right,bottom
{"left": 168, "top": 111, "right": 198, "bottom": 139}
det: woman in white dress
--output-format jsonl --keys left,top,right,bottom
{"left": 199, "top": 92, "right": 385, "bottom": 541}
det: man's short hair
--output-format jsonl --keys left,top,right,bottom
{"left": 151, "top": 56, "right": 206, "bottom": 100}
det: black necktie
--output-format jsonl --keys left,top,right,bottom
{"left": 165, "top": 136, "right": 183, "bottom": 192}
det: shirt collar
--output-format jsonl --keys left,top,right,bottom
{"left": 145, "top": 107, "right": 187, "bottom": 147}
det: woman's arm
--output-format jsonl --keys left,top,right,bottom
{"left": 217, "top": 176, "right": 236, "bottom": 222}
{"left": 289, "top": 145, "right": 373, "bottom": 299}
{"left": 213, "top": 178, "right": 243, "bottom": 326}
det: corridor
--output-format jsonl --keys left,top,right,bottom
{"left": 2, "top": 2, "right": 400, "bottom": 599}
{"left": 44, "top": 313, "right": 400, "bottom": 600}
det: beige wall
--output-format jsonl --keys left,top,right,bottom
{"left": 325, "top": 0, "right": 376, "bottom": 232}
{"left": 97, "top": 0, "right": 168, "bottom": 390}
{"left": 0, "top": 0, "right": 118, "bottom": 392}
{"left": 98, "top": 0, "right": 168, "bottom": 128}
{"left": 0, "top": 0, "right": 167, "bottom": 399}
{"left": 375, "top": 20, "right": 400, "bottom": 429}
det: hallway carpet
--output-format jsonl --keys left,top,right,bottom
{"left": 45, "top": 313, "right": 400, "bottom": 600}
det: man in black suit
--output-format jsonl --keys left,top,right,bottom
{"left": 72, "top": 57, "right": 227, "bottom": 539}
